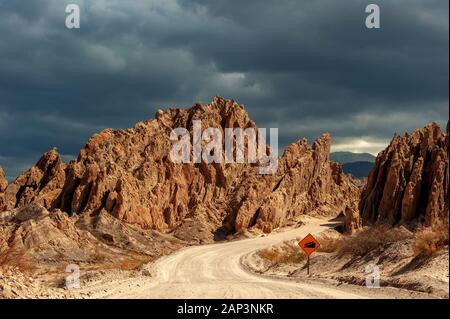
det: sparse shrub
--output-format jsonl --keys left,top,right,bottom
{"left": 0, "top": 249, "right": 37, "bottom": 272}
{"left": 258, "top": 240, "right": 307, "bottom": 265}
{"left": 258, "top": 223, "right": 423, "bottom": 263}
{"left": 317, "top": 235, "right": 343, "bottom": 253}
{"left": 116, "top": 257, "right": 150, "bottom": 270}
{"left": 338, "top": 225, "right": 413, "bottom": 257}
{"left": 258, "top": 247, "right": 281, "bottom": 263}
{"left": 413, "top": 220, "right": 449, "bottom": 257}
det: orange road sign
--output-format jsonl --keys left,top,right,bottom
{"left": 298, "top": 233, "right": 320, "bottom": 256}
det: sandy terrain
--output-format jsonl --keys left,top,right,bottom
{"left": 2, "top": 216, "right": 444, "bottom": 299}
{"left": 242, "top": 229, "right": 449, "bottom": 299}
{"left": 65, "top": 216, "right": 435, "bottom": 299}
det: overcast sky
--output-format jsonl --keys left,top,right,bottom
{"left": 0, "top": 0, "right": 448, "bottom": 180}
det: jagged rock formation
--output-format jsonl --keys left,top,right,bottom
{"left": 344, "top": 206, "right": 361, "bottom": 234}
{"left": 360, "top": 122, "right": 449, "bottom": 228}
{"left": 0, "top": 148, "right": 66, "bottom": 212}
{"left": 229, "top": 133, "right": 358, "bottom": 233}
{"left": 0, "top": 166, "right": 8, "bottom": 209}
{"left": 0, "top": 97, "right": 358, "bottom": 239}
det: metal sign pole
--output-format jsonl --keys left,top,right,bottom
{"left": 307, "top": 255, "right": 310, "bottom": 275}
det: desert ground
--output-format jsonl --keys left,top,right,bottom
{"left": 0, "top": 99, "right": 448, "bottom": 299}
{"left": 1, "top": 215, "right": 447, "bottom": 299}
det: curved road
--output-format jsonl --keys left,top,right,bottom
{"left": 86, "top": 217, "right": 429, "bottom": 299}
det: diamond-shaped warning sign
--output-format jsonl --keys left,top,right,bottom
{"left": 298, "top": 233, "right": 320, "bottom": 256}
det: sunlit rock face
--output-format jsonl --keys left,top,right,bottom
{"left": 0, "top": 166, "right": 8, "bottom": 209}
{"left": 0, "top": 148, "right": 66, "bottom": 212}
{"left": 0, "top": 97, "right": 359, "bottom": 239}
{"left": 360, "top": 122, "right": 449, "bottom": 228}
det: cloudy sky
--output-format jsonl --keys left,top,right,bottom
{"left": 0, "top": 0, "right": 448, "bottom": 180}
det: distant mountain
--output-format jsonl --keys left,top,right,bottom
{"left": 342, "top": 161, "right": 374, "bottom": 179}
{"left": 331, "top": 152, "right": 375, "bottom": 164}
{"left": 330, "top": 152, "right": 376, "bottom": 179}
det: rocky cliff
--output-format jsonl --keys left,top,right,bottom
{"left": 230, "top": 133, "right": 358, "bottom": 234}
{"left": 360, "top": 122, "right": 449, "bottom": 228}
{"left": 0, "top": 166, "right": 8, "bottom": 209}
{"left": 0, "top": 97, "right": 358, "bottom": 239}
{"left": 0, "top": 148, "right": 66, "bottom": 212}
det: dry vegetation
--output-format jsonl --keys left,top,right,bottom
{"left": 0, "top": 249, "right": 37, "bottom": 273}
{"left": 258, "top": 240, "right": 307, "bottom": 265}
{"left": 258, "top": 222, "right": 449, "bottom": 265}
{"left": 413, "top": 220, "right": 449, "bottom": 257}
{"left": 337, "top": 225, "right": 413, "bottom": 257}
{"left": 316, "top": 235, "right": 343, "bottom": 253}
{"left": 314, "top": 223, "right": 448, "bottom": 259}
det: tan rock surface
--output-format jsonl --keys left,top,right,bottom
{"left": 1, "top": 97, "right": 359, "bottom": 241}
{"left": 0, "top": 203, "right": 184, "bottom": 273}
{"left": 0, "top": 148, "right": 66, "bottom": 212}
{"left": 344, "top": 206, "right": 361, "bottom": 234}
{"left": 0, "top": 166, "right": 7, "bottom": 209}
{"left": 360, "top": 122, "right": 449, "bottom": 228}
{"left": 232, "top": 134, "right": 358, "bottom": 234}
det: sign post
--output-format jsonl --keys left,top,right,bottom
{"left": 307, "top": 255, "right": 310, "bottom": 275}
{"left": 298, "top": 233, "right": 320, "bottom": 276}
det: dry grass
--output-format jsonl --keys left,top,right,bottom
{"left": 258, "top": 240, "right": 307, "bottom": 265}
{"left": 258, "top": 225, "right": 414, "bottom": 264}
{"left": 317, "top": 235, "right": 343, "bottom": 253}
{"left": 257, "top": 220, "right": 448, "bottom": 266}
{"left": 308, "top": 226, "right": 411, "bottom": 257}
{"left": 115, "top": 257, "right": 150, "bottom": 270}
{"left": 338, "top": 225, "right": 413, "bottom": 257}
{"left": 0, "top": 249, "right": 37, "bottom": 273}
{"left": 413, "top": 220, "right": 449, "bottom": 257}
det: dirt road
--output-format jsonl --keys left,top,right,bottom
{"left": 81, "top": 217, "right": 430, "bottom": 299}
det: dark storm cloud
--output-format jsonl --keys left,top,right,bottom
{"left": 0, "top": 0, "right": 448, "bottom": 180}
